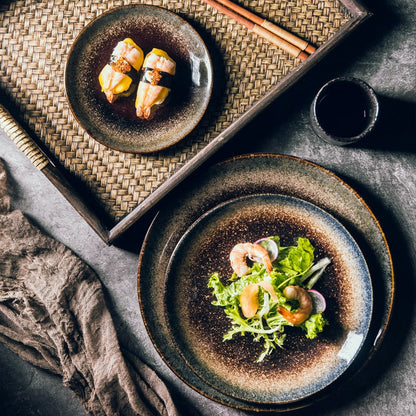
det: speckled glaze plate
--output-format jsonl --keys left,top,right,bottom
{"left": 138, "top": 154, "right": 394, "bottom": 412}
{"left": 165, "top": 194, "right": 372, "bottom": 404}
{"left": 65, "top": 5, "right": 213, "bottom": 153}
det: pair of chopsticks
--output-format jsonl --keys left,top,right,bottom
{"left": 202, "top": 0, "right": 316, "bottom": 61}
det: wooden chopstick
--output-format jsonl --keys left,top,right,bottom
{"left": 215, "top": 0, "right": 316, "bottom": 54}
{"left": 202, "top": 0, "right": 313, "bottom": 61}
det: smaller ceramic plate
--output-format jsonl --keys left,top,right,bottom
{"left": 164, "top": 194, "right": 373, "bottom": 404}
{"left": 65, "top": 5, "right": 213, "bottom": 153}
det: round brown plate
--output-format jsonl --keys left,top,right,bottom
{"left": 165, "top": 194, "right": 373, "bottom": 404}
{"left": 65, "top": 5, "right": 213, "bottom": 153}
{"left": 138, "top": 154, "right": 394, "bottom": 412}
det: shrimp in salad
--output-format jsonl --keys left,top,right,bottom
{"left": 277, "top": 285, "right": 313, "bottom": 325}
{"left": 229, "top": 242, "right": 273, "bottom": 277}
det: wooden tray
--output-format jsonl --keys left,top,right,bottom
{"left": 0, "top": 0, "right": 371, "bottom": 244}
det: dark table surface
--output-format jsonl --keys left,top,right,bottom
{"left": 1, "top": 0, "right": 415, "bottom": 414}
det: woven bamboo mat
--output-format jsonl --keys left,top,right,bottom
{"left": 0, "top": 0, "right": 351, "bottom": 222}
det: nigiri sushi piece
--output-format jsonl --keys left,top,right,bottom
{"left": 135, "top": 48, "right": 176, "bottom": 119}
{"left": 99, "top": 38, "right": 144, "bottom": 103}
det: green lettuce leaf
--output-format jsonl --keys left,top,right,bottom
{"left": 302, "top": 313, "right": 328, "bottom": 339}
{"left": 276, "top": 237, "right": 314, "bottom": 275}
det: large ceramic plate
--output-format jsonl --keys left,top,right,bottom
{"left": 65, "top": 5, "right": 213, "bottom": 153}
{"left": 165, "top": 194, "right": 373, "bottom": 404}
{"left": 138, "top": 154, "right": 394, "bottom": 412}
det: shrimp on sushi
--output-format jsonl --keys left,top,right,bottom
{"left": 98, "top": 38, "right": 144, "bottom": 103}
{"left": 135, "top": 48, "right": 176, "bottom": 119}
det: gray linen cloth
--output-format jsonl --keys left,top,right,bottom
{"left": 0, "top": 159, "right": 180, "bottom": 416}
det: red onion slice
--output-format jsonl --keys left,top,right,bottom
{"left": 308, "top": 289, "right": 326, "bottom": 313}
{"left": 254, "top": 238, "right": 279, "bottom": 261}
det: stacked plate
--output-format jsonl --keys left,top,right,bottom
{"left": 137, "top": 154, "right": 393, "bottom": 411}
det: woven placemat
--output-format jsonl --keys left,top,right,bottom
{"left": 0, "top": 0, "right": 350, "bottom": 222}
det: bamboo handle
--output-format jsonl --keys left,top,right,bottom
{"left": 0, "top": 103, "right": 110, "bottom": 243}
{"left": 0, "top": 104, "right": 49, "bottom": 170}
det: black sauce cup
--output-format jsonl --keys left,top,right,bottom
{"left": 310, "top": 77, "right": 379, "bottom": 146}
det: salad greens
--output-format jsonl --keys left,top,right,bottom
{"left": 207, "top": 236, "right": 330, "bottom": 362}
